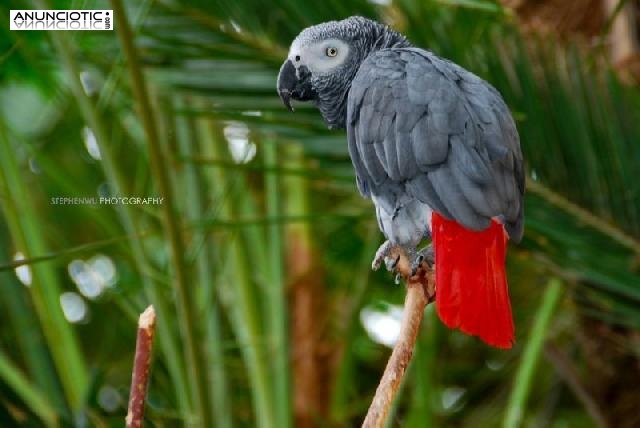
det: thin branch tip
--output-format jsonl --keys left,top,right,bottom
{"left": 139, "top": 305, "right": 156, "bottom": 329}
{"left": 126, "top": 304, "right": 158, "bottom": 428}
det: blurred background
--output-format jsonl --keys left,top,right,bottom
{"left": 1, "top": 0, "right": 640, "bottom": 427}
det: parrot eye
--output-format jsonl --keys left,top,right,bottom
{"left": 326, "top": 47, "right": 338, "bottom": 57}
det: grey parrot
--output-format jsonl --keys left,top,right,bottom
{"left": 277, "top": 16, "right": 524, "bottom": 348}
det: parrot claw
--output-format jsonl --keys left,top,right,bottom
{"left": 385, "top": 255, "right": 400, "bottom": 272}
{"left": 410, "top": 255, "right": 423, "bottom": 277}
{"left": 372, "top": 240, "right": 394, "bottom": 271}
{"left": 394, "top": 273, "right": 402, "bottom": 285}
{"left": 410, "top": 245, "right": 434, "bottom": 276}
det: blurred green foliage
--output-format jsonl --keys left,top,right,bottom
{"left": 0, "top": 0, "right": 639, "bottom": 427}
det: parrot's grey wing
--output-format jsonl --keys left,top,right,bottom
{"left": 347, "top": 48, "right": 524, "bottom": 241}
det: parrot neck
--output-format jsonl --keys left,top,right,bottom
{"left": 368, "top": 26, "right": 413, "bottom": 52}
{"left": 317, "top": 25, "right": 412, "bottom": 129}
{"left": 316, "top": 88, "right": 350, "bottom": 129}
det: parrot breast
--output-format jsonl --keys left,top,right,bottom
{"left": 372, "top": 194, "right": 433, "bottom": 247}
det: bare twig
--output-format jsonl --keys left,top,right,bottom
{"left": 362, "top": 247, "right": 436, "bottom": 428}
{"left": 126, "top": 305, "right": 157, "bottom": 428}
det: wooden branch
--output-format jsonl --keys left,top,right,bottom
{"left": 605, "top": 0, "right": 640, "bottom": 82}
{"left": 362, "top": 247, "right": 436, "bottom": 428}
{"left": 126, "top": 305, "right": 157, "bottom": 428}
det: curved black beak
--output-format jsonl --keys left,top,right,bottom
{"left": 277, "top": 59, "right": 316, "bottom": 112}
{"left": 277, "top": 60, "right": 297, "bottom": 112}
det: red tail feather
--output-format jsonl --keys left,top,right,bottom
{"left": 431, "top": 212, "right": 514, "bottom": 349}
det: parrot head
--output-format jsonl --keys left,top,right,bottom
{"left": 277, "top": 16, "right": 410, "bottom": 129}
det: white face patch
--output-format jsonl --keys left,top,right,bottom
{"left": 288, "top": 38, "right": 350, "bottom": 75}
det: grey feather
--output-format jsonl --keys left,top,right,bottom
{"left": 429, "top": 164, "right": 490, "bottom": 230}
{"left": 347, "top": 47, "right": 524, "bottom": 243}
{"left": 359, "top": 139, "right": 387, "bottom": 185}
{"left": 382, "top": 130, "right": 402, "bottom": 180}
{"left": 396, "top": 130, "right": 419, "bottom": 178}
{"left": 411, "top": 116, "right": 447, "bottom": 167}
{"left": 450, "top": 136, "right": 493, "bottom": 185}
{"left": 405, "top": 174, "right": 452, "bottom": 218}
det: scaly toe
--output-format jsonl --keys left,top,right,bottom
{"left": 384, "top": 255, "right": 400, "bottom": 273}
{"left": 410, "top": 254, "right": 424, "bottom": 277}
{"left": 372, "top": 240, "right": 393, "bottom": 271}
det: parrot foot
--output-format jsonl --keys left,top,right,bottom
{"left": 372, "top": 240, "right": 399, "bottom": 272}
{"left": 410, "top": 244, "right": 434, "bottom": 277}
